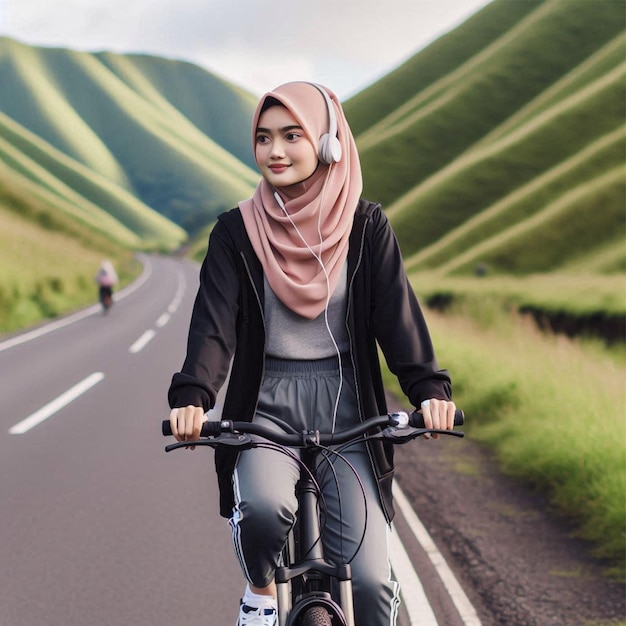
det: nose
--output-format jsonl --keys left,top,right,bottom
{"left": 269, "top": 138, "right": 286, "bottom": 159}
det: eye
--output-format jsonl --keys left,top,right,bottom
{"left": 255, "top": 134, "right": 270, "bottom": 145}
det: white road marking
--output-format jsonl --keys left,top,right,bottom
{"left": 389, "top": 528, "right": 438, "bottom": 625}
{"left": 167, "top": 271, "right": 186, "bottom": 314}
{"left": 136, "top": 270, "right": 185, "bottom": 346}
{"left": 393, "top": 483, "right": 483, "bottom": 625}
{"left": 129, "top": 330, "right": 156, "bottom": 353}
{"left": 156, "top": 313, "right": 171, "bottom": 327}
{"left": 9, "top": 372, "right": 105, "bottom": 435}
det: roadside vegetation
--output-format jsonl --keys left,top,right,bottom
{"left": 0, "top": 184, "right": 140, "bottom": 335}
{"left": 383, "top": 291, "right": 625, "bottom": 580}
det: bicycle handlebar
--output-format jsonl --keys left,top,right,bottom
{"left": 162, "top": 409, "right": 464, "bottom": 452}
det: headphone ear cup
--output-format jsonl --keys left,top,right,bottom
{"left": 318, "top": 133, "right": 343, "bottom": 164}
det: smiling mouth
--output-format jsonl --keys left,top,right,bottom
{"left": 269, "top": 164, "right": 289, "bottom": 172}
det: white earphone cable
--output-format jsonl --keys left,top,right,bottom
{"left": 274, "top": 166, "right": 343, "bottom": 432}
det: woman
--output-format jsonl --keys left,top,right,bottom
{"left": 168, "top": 81, "right": 456, "bottom": 625}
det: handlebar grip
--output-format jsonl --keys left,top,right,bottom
{"left": 161, "top": 420, "right": 223, "bottom": 437}
{"left": 409, "top": 409, "right": 464, "bottom": 428}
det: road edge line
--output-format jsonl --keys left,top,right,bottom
{"left": 393, "top": 482, "right": 483, "bottom": 625}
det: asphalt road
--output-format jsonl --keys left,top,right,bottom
{"left": 0, "top": 254, "right": 479, "bottom": 626}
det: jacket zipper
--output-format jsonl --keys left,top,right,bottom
{"left": 346, "top": 216, "right": 368, "bottom": 424}
{"left": 347, "top": 214, "right": 393, "bottom": 523}
{"left": 240, "top": 250, "right": 266, "bottom": 417}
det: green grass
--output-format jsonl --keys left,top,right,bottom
{"left": 0, "top": 111, "right": 187, "bottom": 249}
{"left": 344, "top": 1, "right": 625, "bottom": 286}
{"left": 403, "top": 126, "right": 626, "bottom": 273}
{"left": 409, "top": 272, "right": 626, "bottom": 319}
{"left": 0, "top": 204, "right": 140, "bottom": 333}
{"left": 382, "top": 302, "right": 626, "bottom": 579}
{"left": 442, "top": 166, "right": 626, "bottom": 275}
{"left": 344, "top": 0, "right": 541, "bottom": 135}
{"left": 0, "top": 36, "right": 259, "bottom": 236}
{"left": 477, "top": 31, "right": 626, "bottom": 146}
{"left": 352, "top": 0, "right": 625, "bottom": 208}
{"left": 388, "top": 66, "right": 625, "bottom": 262}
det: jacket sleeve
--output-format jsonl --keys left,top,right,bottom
{"left": 168, "top": 220, "right": 240, "bottom": 411}
{"left": 369, "top": 207, "right": 452, "bottom": 407}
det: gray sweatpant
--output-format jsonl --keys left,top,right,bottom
{"left": 230, "top": 356, "right": 400, "bottom": 625}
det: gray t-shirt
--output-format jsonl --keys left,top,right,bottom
{"left": 264, "top": 263, "right": 350, "bottom": 359}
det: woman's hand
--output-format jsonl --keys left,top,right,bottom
{"left": 419, "top": 398, "right": 456, "bottom": 439}
{"left": 169, "top": 405, "right": 207, "bottom": 449}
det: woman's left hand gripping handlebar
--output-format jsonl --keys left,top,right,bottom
{"left": 420, "top": 398, "right": 457, "bottom": 439}
{"left": 169, "top": 406, "right": 208, "bottom": 450}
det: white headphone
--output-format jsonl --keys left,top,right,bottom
{"left": 310, "top": 83, "right": 342, "bottom": 164}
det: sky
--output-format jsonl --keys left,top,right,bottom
{"left": 0, "top": 0, "right": 492, "bottom": 100}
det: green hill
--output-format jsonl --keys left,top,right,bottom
{"left": 0, "top": 38, "right": 261, "bottom": 331}
{"left": 0, "top": 111, "right": 186, "bottom": 248}
{"left": 345, "top": 0, "right": 625, "bottom": 279}
{"left": 0, "top": 37, "right": 259, "bottom": 239}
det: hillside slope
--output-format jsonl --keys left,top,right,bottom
{"left": 0, "top": 111, "right": 186, "bottom": 249}
{"left": 346, "top": 0, "right": 625, "bottom": 277}
{"left": 0, "top": 37, "right": 259, "bottom": 240}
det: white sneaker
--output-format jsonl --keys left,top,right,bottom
{"left": 236, "top": 601, "right": 278, "bottom": 625}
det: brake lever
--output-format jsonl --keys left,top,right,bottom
{"left": 378, "top": 426, "right": 465, "bottom": 443}
{"left": 165, "top": 432, "right": 253, "bottom": 453}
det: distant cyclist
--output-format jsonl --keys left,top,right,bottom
{"left": 95, "top": 260, "right": 118, "bottom": 312}
{"left": 168, "top": 81, "right": 456, "bottom": 626}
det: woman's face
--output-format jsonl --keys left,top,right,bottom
{"left": 255, "top": 105, "right": 319, "bottom": 188}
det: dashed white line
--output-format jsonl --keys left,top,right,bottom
{"left": 130, "top": 270, "right": 185, "bottom": 352}
{"left": 156, "top": 313, "right": 171, "bottom": 327}
{"left": 129, "top": 330, "right": 156, "bottom": 354}
{"left": 9, "top": 372, "right": 105, "bottom": 435}
{"left": 393, "top": 483, "right": 483, "bottom": 625}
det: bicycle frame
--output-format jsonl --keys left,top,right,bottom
{"left": 275, "top": 446, "right": 355, "bottom": 626}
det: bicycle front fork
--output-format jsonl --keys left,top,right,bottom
{"left": 275, "top": 563, "right": 355, "bottom": 626}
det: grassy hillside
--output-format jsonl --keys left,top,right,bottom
{"left": 0, "top": 111, "right": 186, "bottom": 249}
{"left": 349, "top": 0, "right": 625, "bottom": 207}
{"left": 345, "top": 0, "right": 625, "bottom": 294}
{"left": 343, "top": 0, "right": 540, "bottom": 136}
{"left": 0, "top": 37, "right": 259, "bottom": 237}
{"left": 0, "top": 162, "right": 139, "bottom": 333}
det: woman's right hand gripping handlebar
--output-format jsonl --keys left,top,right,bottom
{"left": 169, "top": 406, "right": 207, "bottom": 450}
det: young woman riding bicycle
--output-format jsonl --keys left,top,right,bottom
{"left": 167, "top": 81, "right": 457, "bottom": 626}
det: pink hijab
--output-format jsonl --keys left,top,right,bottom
{"left": 239, "top": 82, "right": 363, "bottom": 319}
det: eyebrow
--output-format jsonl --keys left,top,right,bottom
{"left": 256, "top": 125, "right": 303, "bottom": 134}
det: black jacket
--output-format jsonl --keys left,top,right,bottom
{"left": 169, "top": 199, "right": 452, "bottom": 520}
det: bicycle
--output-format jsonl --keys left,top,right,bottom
{"left": 162, "top": 409, "right": 464, "bottom": 626}
{"left": 99, "top": 285, "right": 113, "bottom": 313}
